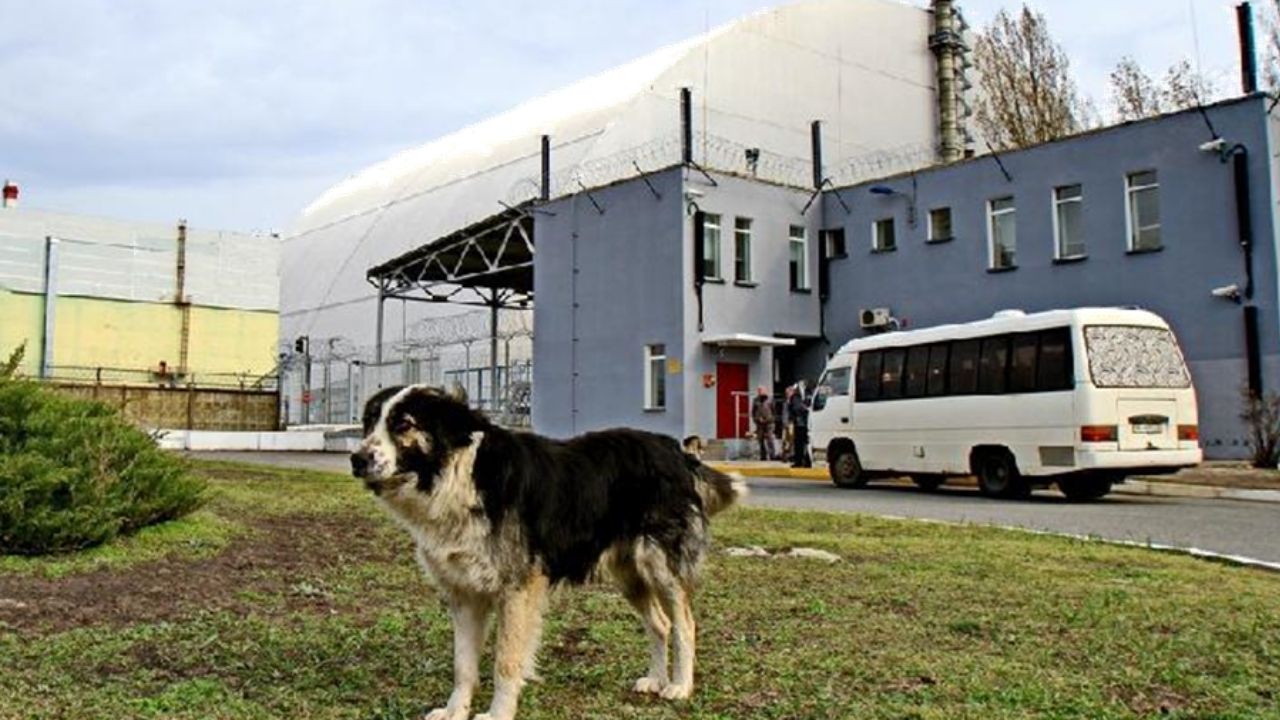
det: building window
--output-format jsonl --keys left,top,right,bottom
{"left": 988, "top": 196, "right": 1016, "bottom": 270}
{"left": 734, "top": 217, "right": 753, "bottom": 283}
{"left": 789, "top": 224, "right": 809, "bottom": 290}
{"left": 1054, "top": 184, "right": 1085, "bottom": 259}
{"left": 873, "top": 218, "right": 896, "bottom": 252}
{"left": 701, "top": 213, "right": 722, "bottom": 280}
{"left": 822, "top": 228, "right": 847, "bottom": 258}
{"left": 1126, "top": 170, "right": 1161, "bottom": 251}
{"left": 644, "top": 344, "right": 666, "bottom": 410}
{"left": 928, "top": 207, "right": 953, "bottom": 242}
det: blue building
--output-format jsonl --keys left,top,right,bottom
{"left": 528, "top": 95, "right": 1280, "bottom": 459}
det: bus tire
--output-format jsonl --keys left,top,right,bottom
{"left": 975, "top": 449, "right": 1030, "bottom": 499}
{"left": 830, "top": 447, "right": 867, "bottom": 489}
{"left": 912, "top": 475, "right": 944, "bottom": 492}
{"left": 1059, "top": 476, "right": 1112, "bottom": 501}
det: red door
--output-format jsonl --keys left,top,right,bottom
{"left": 716, "top": 362, "right": 750, "bottom": 439}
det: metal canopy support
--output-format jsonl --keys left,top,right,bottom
{"left": 368, "top": 210, "right": 536, "bottom": 310}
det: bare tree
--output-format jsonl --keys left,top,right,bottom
{"left": 1109, "top": 56, "right": 1220, "bottom": 122}
{"left": 1162, "top": 59, "right": 1217, "bottom": 108}
{"left": 1265, "top": 0, "right": 1280, "bottom": 89}
{"left": 972, "top": 5, "right": 1087, "bottom": 150}
{"left": 1110, "top": 56, "right": 1162, "bottom": 122}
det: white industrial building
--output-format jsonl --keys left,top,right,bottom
{"left": 282, "top": 0, "right": 971, "bottom": 424}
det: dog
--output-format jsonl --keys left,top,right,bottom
{"left": 682, "top": 434, "right": 705, "bottom": 459}
{"left": 350, "top": 385, "right": 746, "bottom": 720}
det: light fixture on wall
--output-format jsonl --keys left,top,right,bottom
{"left": 869, "top": 177, "right": 918, "bottom": 227}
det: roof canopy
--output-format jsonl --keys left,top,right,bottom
{"left": 283, "top": 0, "right": 943, "bottom": 343}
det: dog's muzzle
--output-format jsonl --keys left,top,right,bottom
{"left": 351, "top": 449, "right": 412, "bottom": 494}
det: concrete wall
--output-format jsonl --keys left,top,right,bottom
{"left": 0, "top": 292, "right": 279, "bottom": 378}
{"left": 816, "top": 96, "right": 1279, "bottom": 457}
{"left": 533, "top": 168, "right": 686, "bottom": 438}
{"left": 54, "top": 383, "right": 279, "bottom": 431}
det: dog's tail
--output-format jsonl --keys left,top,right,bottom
{"left": 686, "top": 456, "right": 748, "bottom": 516}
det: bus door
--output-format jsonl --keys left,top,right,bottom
{"left": 810, "top": 363, "right": 852, "bottom": 453}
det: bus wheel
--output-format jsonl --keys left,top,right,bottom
{"left": 976, "top": 450, "right": 1030, "bottom": 499}
{"left": 830, "top": 448, "right": 867, "bottom": 489}
{"left": 1059, "top": 476, "right": 1112, "bottom": 501}
{"left": 912, "top": 475, "right": 944, "bottom": 492}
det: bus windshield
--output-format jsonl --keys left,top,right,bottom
{"left": 1084, "top": 325, "right": 1191, "bottom": 389}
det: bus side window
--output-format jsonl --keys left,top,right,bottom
{"left": 904, "top": 346, "right": 930, "bottom": 398}
{"left": 926, "top": 343, "right": 949, "bottom": 396}
{"left": 1009, "top": 333, "right": 1039, "bottom": 393}
{"left": 949, "top": 339, "right": 979, "bottom": 395}
{"left": 856, "top": 351, "right": 883, "bottom": 402}
{"left": 978, "top": 336, "right": 1010, "bottom": 394}
{"left": 1037, "top": 327, "right": 1072, "bottom": 391}
{"left": 881, "top": 348, "right": 906, "bottom": 400}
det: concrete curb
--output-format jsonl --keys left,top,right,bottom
{"left": 705, "top": 463, "right": 1280, "bottom": 504}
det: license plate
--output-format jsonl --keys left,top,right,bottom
{"left": 1132, "top": 423, "right": 1163, "bottom": 435}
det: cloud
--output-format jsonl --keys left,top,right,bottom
{"left": 0, "top": 0, "right": 1250, "bottom": 230}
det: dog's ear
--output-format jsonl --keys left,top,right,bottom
{"left": 447, "top": 382, "right": 469, "bottom": 404}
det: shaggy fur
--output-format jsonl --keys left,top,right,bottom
{"left": 351, "top": 385, "right": 745, "bottom": 720}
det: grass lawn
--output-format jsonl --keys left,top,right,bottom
{"left": 1, "top": 460, "right": 1277, "bottom": 720}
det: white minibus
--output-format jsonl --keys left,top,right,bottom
{"left": 809, "top": 308, "right": 1202, "bottom": 500}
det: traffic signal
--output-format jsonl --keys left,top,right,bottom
{"left": 294, "top": 336, "right": 308, "bottom": 354}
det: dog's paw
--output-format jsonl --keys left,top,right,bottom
{"left": 423, "top": 708, "right": 460, "bottom": 720}
{"left": 659, "top": 683, "right": 692, "bottom": 700}
{"left": 632, "top": 676, "right": 664, "bottom": 695}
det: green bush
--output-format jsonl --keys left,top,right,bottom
{"left": 0, "top": 346, "right": 206, "bottom": 555}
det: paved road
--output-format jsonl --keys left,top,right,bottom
{"left": 193, "top": 452, "right": 1280, "bottom": 567}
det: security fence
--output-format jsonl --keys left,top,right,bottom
{"left": 281, "top": 309, "right": 534, "bottom": 428}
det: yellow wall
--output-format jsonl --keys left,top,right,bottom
{"left": 0, "top": 288, "right": 45, "bottom": 376}
{"left": 188, "top": 306, "right": 279, "bottom": 376}
{"left": 0, "top": 290, "right": 278, "bottom": 379}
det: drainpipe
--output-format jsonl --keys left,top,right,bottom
{"left": 175, "top": 220, "right": 191, "bottom": 375}
{"left": 40, "top": 236, "right": 59, "bottom": 378}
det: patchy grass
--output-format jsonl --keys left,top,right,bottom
{"left": 1, "top": 460, "right": 1277, "bottom": 719}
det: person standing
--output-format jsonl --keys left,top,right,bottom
{"left": 780, "top": 385, "right": 795, "bottom": 461}
{"left": 751, "top": 385, "right": 776, "bottom": 461}
{"left": 788, "top": 382, "right": 811, "bottom": 468}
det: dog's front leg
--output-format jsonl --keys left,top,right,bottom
{"left": 425, "top": 594, "right": 492, "bottom": 720}
{"left": 477, "top": 573, "right": 549, "bottom": 720}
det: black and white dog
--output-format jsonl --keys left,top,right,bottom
{"left": 350, "top": 385, "right": 745, "bottom": 720}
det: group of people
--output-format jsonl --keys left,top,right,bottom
{"left": 750, "top": 383, "right": 812, "bottom": 468}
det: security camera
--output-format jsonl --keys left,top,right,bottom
{"left": 1211, "top": 283, "right": 1241, "bottom": 300}
{"left": 1199, "top": 138, "right": 1227, "bottom": 154}
{"left": 683, "top": 188, "right": 705, "bottom": 199}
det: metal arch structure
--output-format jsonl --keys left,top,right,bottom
{"left": 365, "top": 204, "right": 537, "bottom": 401}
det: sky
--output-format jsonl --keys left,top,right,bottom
{"left": 0, "top": 0, "right": 1258, "bottom": 233}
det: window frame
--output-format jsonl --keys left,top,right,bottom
{"left": 987, "top": 196, "right": 1017, "bottom": 270}
{"left": 733, "top": 216, "right": 753, "bottom": 284}
{"left": 927, "top": 206, "right": 953, "bottom": 243}
{"left": 1053, "top": 184, "right": 1086, "bottom": 260}
{"left": 643, "top": 344, "right": 666, "bottom": 411}
{"left": 789, "top": 224, "right": 810, "bottom": 291}
{"left": 1125, "top": 170, "right": 1162, "bottom": 252}
{"left": 872, "top": 217, "right": 897, "bottom": 253}
{"left": 701, "top": 213, "right": 722, "bottom": 281}
{"left": 822, "top": 228, "right": 847, "bottom": 259}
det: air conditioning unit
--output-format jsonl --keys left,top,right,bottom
{"left": 859, "top": 307, "right": 893, "bottom": 329}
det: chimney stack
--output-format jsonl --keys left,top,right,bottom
{"left": 2, "top": 180, "right": 17, "bottom": 208}
{"left": 930, "top": 1, "right": 966, "bottom": 163}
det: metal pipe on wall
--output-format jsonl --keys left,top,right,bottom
{"left": 40, "top": 236, "right": 59, "bottom": 378}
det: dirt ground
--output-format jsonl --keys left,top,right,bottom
{"left": 0, "top": 511, "right": 406, "bottom": 634}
